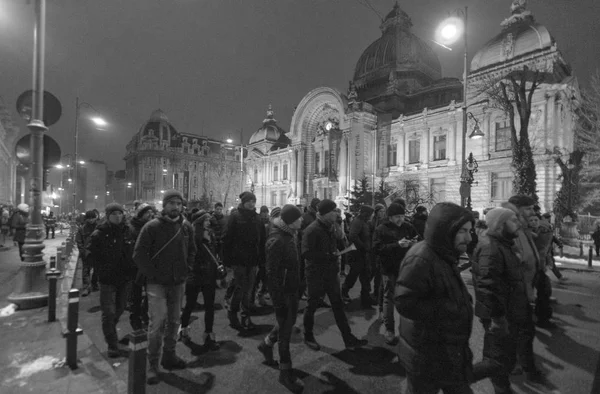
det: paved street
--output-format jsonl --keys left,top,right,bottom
{"left": 74, "top": 266, "right": 600, "bottom": 393}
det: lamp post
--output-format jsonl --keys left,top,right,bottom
{"left": 463, "top": 152, "right": 479, "bottom": 210}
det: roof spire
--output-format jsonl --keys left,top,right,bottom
{"left": 501, "top": 0, "right": 534, "bottom": 28}
{"left": 266, "top": 104, "right": 274, "bottom": 119}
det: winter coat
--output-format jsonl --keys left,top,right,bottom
{"left": 471, "top": 232, "right": 530, "bottom": 323}
{"left": 411, "top": 212, "right": 427, "bottom": 239}
{"left": 394, "top": 202, "right": 474, "bottom": 384}
{"left": 10, "top": 211, "right": 28, "bottom": 243}
{"left": 89, "top": 221, "right": 136, "bottom": 286}
{"left": 189, "top": 219, "right": 218, "bottom": 286}
{"left": 133, "top": 214, "right": 196, "bottom": 286}
{"left": 301, "top": 217, "right": 339, "bottom": 276}
{"left": 222, "top": 204, "right": 265, "bottom": 267}
{"left": 532, "top": 222, "right": 554, "bottom": 267}
{"left": 129, "top": 216, "right": 151, "bottom": 284}
{"left": 44, "top": 215, "right": 57, "bottom": 228}
{"left": 348, "top": 216, "right": 372, "bottom": 254}
{"left": 265, "top": 219, "right": 300, "bottom": 307}
{"left": 513, "top": 226, "right": 541, "bottom": 302}
{"left": 210, "top": 212, "right": 227, "bottom": 243}
{"left": 373, "top": 219, "right": 418, "bottom": 276}
{"left": 76, "top": 222, "right": 97, "bottom": 259}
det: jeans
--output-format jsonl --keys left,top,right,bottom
{"left": 406, "top": 375, "right": 473, "bottom": 394}
{"left": 129, "top": 280, "right": 148, "bottom": 329}
{"left": 382, "top": 274, "right": 397, "bottom": 331}
{"left": 266, "top": 294, "right": 298, "bottom": 369}
{"left": 146, "top": 283, "right": 185, "bottom": 364}
{"left": 342, "top": 252, "right": 371, "bottom": 299}
{"left": 100, "top": 283, "right": 130, "bottom": 347}
{"left": 252, "top": 264, "right": 268, "bottom": 300}
{"left": 303, "top": 265, "right": 352, "bottom": 340}
{"left": 230, "top": 265, "right": 257, "bottom": 317}
{"left": 81, "top": 256, "right": 98, "bottom": 290}
{"left": 180, "top": 282, "right": 216, "bottom": 333}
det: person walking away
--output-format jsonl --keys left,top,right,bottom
{"left": 471, "top": 208, "right": 531, "bottom": 393}
{"left": 128, "top": 204, "right": 155, "bottom": 329}
{"left": 77, "top": 210, "right": 99, "bottom": 296}
{"left": 372, "top": 203, "right": 417, "bottom": 345}
{"left": 222, "top": 191, "right": 265, "bottom": 331}
{"left": 258, "top": 204, "right": 304, "bottom": 393}
{"left": 133, "top": 190, "right": 196, "bottom": 384}
{"left": 342, "top": 205, "right": 375, "bottom": 308}
{"left": 179, "top": 211, "right": 220, "bottom": 351}
{"left": 88, "top": 203, "right": 136, "bottom": 358}
{"left": 395, "top": 202, "right": 475, "bottom": 394}
{"left": 44, "top": 211, "right": 57, "bottom": 239}
{"left": 11, "top": 204, "right": 29, "bottom": 261}
{"left": 302, "top": 199, "right": 367, "bottom": 351}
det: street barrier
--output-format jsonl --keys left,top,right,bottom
{"left": 62, "top": 289, "right": 83, "bottom": 369}
{"left": 128, "top": 329, "right": 148, "bottom": 394}
{"left": 45, "top": 256, "right": 60, "bottom": 322}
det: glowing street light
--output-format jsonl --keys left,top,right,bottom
{"left": 55, "top": 164, "right": 64, "bottom": 169}
{"left": 91, "top": 116, "right": 107, "bottom": 128}
{"left": 226, "top": 138, "right": 233, "bottom": 143}
{"left": 79, "top": 160, "right": 85, "bottom": 165}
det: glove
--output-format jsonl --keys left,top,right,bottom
{"left": 490, "top": 316, "right": 509, "bottom": 337}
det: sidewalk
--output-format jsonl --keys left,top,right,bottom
{"left": 0, "top": 235, "right": 126, "bottom": 394}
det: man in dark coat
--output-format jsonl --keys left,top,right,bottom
{"left": 222, "top": 191, "right": 266, "bottom": 331}
{"left": 77, "top": 210, "right": 99, "bottom": 296}
{"left": 89, "top": 203, "right": 136, "bottom": 358}
{"left": 44, "top": 211, "right": 57, "bottom": 239}
{"left": 297, "top": 198, "right": 320, "bottom": 299}
{"left": 395, "top": 202, "right": 475, "bottom": 393}
{"left": 302, "top": 199, "right": 367, "bottom": 351}
{"left": 133, "top": 190, "right": 196, "bottom": 384}
{"left": 210, "top": 202, "right": 227, "bottom": 259}
{"left": 11, "top": 204, "right": 29, "bottom": 261}
{"left": 411, "top": 205, "right": 428, "bottom": 239}
{"left": 372, "top": 203, "right": 417, "bottom": 345}
{"left": 471, "top": 207, "right": 531, "bottom": 393}
{"left": 258, "top": 204, "right": 304, "bottom": 393}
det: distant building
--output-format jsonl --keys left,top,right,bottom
{"left": 0, "top": 103, "right": 19, "bottom": 207}
{"left": 80, "top": 160, "right": 107, "bottom": 211}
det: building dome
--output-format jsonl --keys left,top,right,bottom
{"left": 249, "top": 105, "right": 289, "bottom": 146}
{"left": 471, "top": 5, "right": 554, "bottom": 72}
{"left": 137, "top": 109, "right": 180, "bottom": 148}
{"left": 353, "top": 2, "right": 442, "bottom": 86}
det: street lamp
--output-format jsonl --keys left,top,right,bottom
{"left": 463, "top": 152, "right": 479, "bottom": 210}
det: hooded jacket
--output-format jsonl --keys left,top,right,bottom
{"left": 222, "top": 203, "right": 265, "bottom": 267}
{"left": 265, "top": 218, "right": 300, "bottom": 307}
{"left": 394, "top": 202, "right": 474, "bottom": 384}
{"left": 133, "top": 213, "right": 196, "bottom": 286}
{"left": 471, "top": 208, "right": 530, "bottom": 323}
{"left": 89, "top": 221, "right": 136, "bottom": 286}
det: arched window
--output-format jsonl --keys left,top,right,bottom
{"left": 273, "top": 165, "right": 279, "bottom": 181}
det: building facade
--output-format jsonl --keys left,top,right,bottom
{"left": 0, "top": 103, "right": 19, "bottom": 207}
{"left": 246, "top": 1, "right": 579, "bottom": 213}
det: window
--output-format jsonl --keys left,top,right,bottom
{"left": 280, "top": 191, "right": 286, "bottom": 206}
{"left": 430, "top": 178, "right": 446, "bottom": 203}
{"left": 282, "top": 163, "right": 288, "bottom": 180}
{"left": 495, "top": 120, "right": 511, "bottom": 151}
{"left": 491, "top": 171, "right": 513, "bottom": 200}
{"left": 271, "top": 192, "right": 277, "bottom": 206}
{"left": 408, "top": 140, "right": 420, "bottom": 164}
{"left": 433, "top": 135, "right": 446, "bottom": 161}
{"left": 315, "top": 152, "right": 321, "bottom": 174}
{"left": 273, "top": 165, "right": 279, "bottom": 181}
{"left": 388, "top": 144, "right": 397, "bottom": 166}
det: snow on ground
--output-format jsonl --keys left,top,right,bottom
{"left": 555, "top": 256, "right": 600, "bottom": 268}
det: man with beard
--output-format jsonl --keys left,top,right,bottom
{"left": 222, "top": 191, "right": 266, "bottom": 331}
{"left": 471, "top": 207, "right": 530, "bottom": 393}
{"left": 395, "top": 202, "right": 475, "bottom": 393}
{"left": 134, "top": 190, "right": 196, "bottom": 384}
{"left": 89, "top": 203, "right": 136, "bottom": 358}
{"left": 77, "top": 210, "right": 100, "bottom": 296}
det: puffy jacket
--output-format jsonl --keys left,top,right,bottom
{"left": 89, "top": 221, "right": 136, "bottom": 286}
{"left": 348, "top": 216, "right": 372, "bottom": 253}
{"left": 76, "top": 221, "right": 97, "bottom": 259}
{"left": 373, "top": 219, "right": 418, "bottom": 276}
{"left": 133, "top": 214, "right": 196, "bottom": 286}
{"left": 394, "top": 202, "right": 474, "bottom": 384}
{"left": 189, "top": 219, "right": 218, "bottom": 286}
{"left": 222, "top": 204, "right": 265, "bottom": 267}
{"left": 265, "top": 219, "right": 300, "bottom": 307}
{"left": 301, "top": 217, "right": 339, "bottom": 275}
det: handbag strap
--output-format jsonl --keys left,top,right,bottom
{"left": 202, "top": 243, "right": 221, "bottom": 267}
{"left": 150, "top": 226, "right": 182, "bottom": 262}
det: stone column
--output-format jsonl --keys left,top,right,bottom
{"left": 339, "top": 136, "right": 348, "bottom": 195}
{"left": 422, "top": 127, "right": 430, "bottom": 165}
{"left": 297, "top": 148, "right": 304, "bottom": 199}
{"left": 290, "top": 149, "right": 297, "bottom": 198}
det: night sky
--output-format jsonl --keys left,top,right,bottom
{"left": 1, "top": 0, "right": 598, "bottom": 171}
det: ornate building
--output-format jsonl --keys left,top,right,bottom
{"left": 124, "top": 109, "right": 242, "bottom": 208}
{"left": 0, "top": 102, "right": 19, "bottom": 207}
{"left": 246, "top": 1, "right": 579, "bottom": 213}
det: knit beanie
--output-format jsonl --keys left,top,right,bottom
{"left": 137, "top": 204, "right": 155, "bottom": 218}
{"left": 359, "top": 205, "right": 375, "bottom": 216}
{"left": 239, "top": 191, "right": 257, "bottom": 204}
{"left": 192, "top": 210, "right": 210, "bottom": 224}
{"left": 260, "top": 205, "right": 269, "bottom": 214}
{"left": 281, "top": 204, "right": 302, "bottom": 225}
{"left": 393, "top": 198, "right": 407, "bottom": 209}
{"left": 508, "top": 195, "right": 536, "bottom": 208}
{"left": 310, "top": 197, "right": 321, "bottom": 210}
{"left": 162, "top": 189, "right": 183, "bottom": 206}
{"left": 105, "top": 203, "right": 124, "bottom": 216}
{"left": 485, "top": 207, "right": 516, "bottom": 235}
{"left": 387, "top": 203, "right": 406, "bottom": 217}
{"left": 84, "top": 210, "right": 97, "bottom": 220}
{"left": 317, "top": 199, "right": 337, "bottom": 215}
{"left": 214, "top": 202, "right": 223, "bottom": 209}
{"left": 17, "top": 203, "right": 29, "bottom": 213}
{"left": 270, "top": 207, "right": 282, "bottom": 218}
{"left": 374, "top": 203, "right": 385, "bottom": 213}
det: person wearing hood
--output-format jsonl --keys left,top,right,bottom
{"left": 77, "top": 210, "right": 100, "bottom": 296}
{"left": 178, "top": 211, "right": 220, "bottom": 351}
{"left": 471, "top": 207, "right": 531, "bottom": 393}
{"left": 89, "top": 203, "right": 136, "bottom": 359}
{"left": 372, "top": 203, "right": 418, "bottom": 345}
{"left": 258, "top": 204, "right": 304, "bottom": 393}
{"left": 222, "top": 191, "right": 266, "bottom": 331}
{"left": 394, "top": 202, "right": 475, "bottom": 393}
{"left": 133, "top": 190, "right": 196, "bottom": 384}
{"left": 11, "top": 204, "right": 29, "bottom": 261}
{"left": 128, "top": 204, "right": 156, "bottom": 330}
{"left": 301, "top": 199, "right": 368, "bottom": 352}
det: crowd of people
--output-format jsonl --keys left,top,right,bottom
{"left": 2, "top": 188, "right": 581, "bottom": 392}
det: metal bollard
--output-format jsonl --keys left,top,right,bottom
{"left": 560, "top": 246, "right": 564, "bottom": 258}
{"left": 580, "top": 242, "right": 584, "bottom": 257}
{"left": 589, "top": 245, "right": 593, "bottom": 269}
{"left": 62, "top": 289, "right": 83, "bottom": 369}
{"left": 128, "top": 329, "right": 148, "bottom": 394}
{"left": 46, "top": 256, "right": 61, "bottom": 322}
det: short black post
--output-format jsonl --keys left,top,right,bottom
{"left": 560, "top": 245, "right": 564, "bottom": 258}
{"left": 62, "top": 289, "right": 83, "bottom": 369}
{"left": 580, "top": 242, "right": 584, "bottom": 257}
{"left": 128, "top": 329, "right": 148, "bottom": 394}
{"left": 46, "top": 258, "right": 60, "bottom": 322}
{"left": 589, "top": 245, "right": 593, "bottom": 269}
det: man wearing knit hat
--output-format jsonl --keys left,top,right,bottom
{"left": 301, "top": 199, "right": 367, "bottom": 351}
{"left": 471, "top": 207, "right": 531, "bottom": 392}
{"left": 134, "top": 189, "right": 196, "bottom": 384}
{"left": 77, "top": 210, "right": 99, "bottom": 296}
{"left": 258, "top": 204, "right": 304, "bottom": 392}
{"left": 342, "top": 204, "right": 375, "bottom": 308}
{"left": 222, "top": 190, "right": 265, "bottom": 331}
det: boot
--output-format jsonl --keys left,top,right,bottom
{"left": 341, "top": 289, "right": 351, "bottom": 304}
{"left": 384, "top": 330, "right": 398, "bottom": 346}
{"left": 178, "top": 326, "right": 191, "bottom": 342}
{"left": 241, "top": 315, "right": 257, "bottom": 331}
{"left": 303, "top": 333, "right": 321, "bottom": 351}
{"left": 228, "top": 311, "right": 242, "bottom": 329}
{"left": 107, "top": 343, "right": 120, "bottom": 358}
{"left": 161, "top": 352, "right": 186, "bottom": 370}
{"left": 279, "top": 369, "right": 304, "bottom": 393}
{"left": 257, "top": 340, "right": 276, "bottom": 366}
{"left": 203, "top": 332, "right": 220, "bottom": 351}
{"left": 147, "top": 363, "right": 160, "bottom": 385}
{"left": 344, "top": 334, "right": 368, "bottom": 350}
{"left": 81, "top": 287, "right": 91, "bottom": 297}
